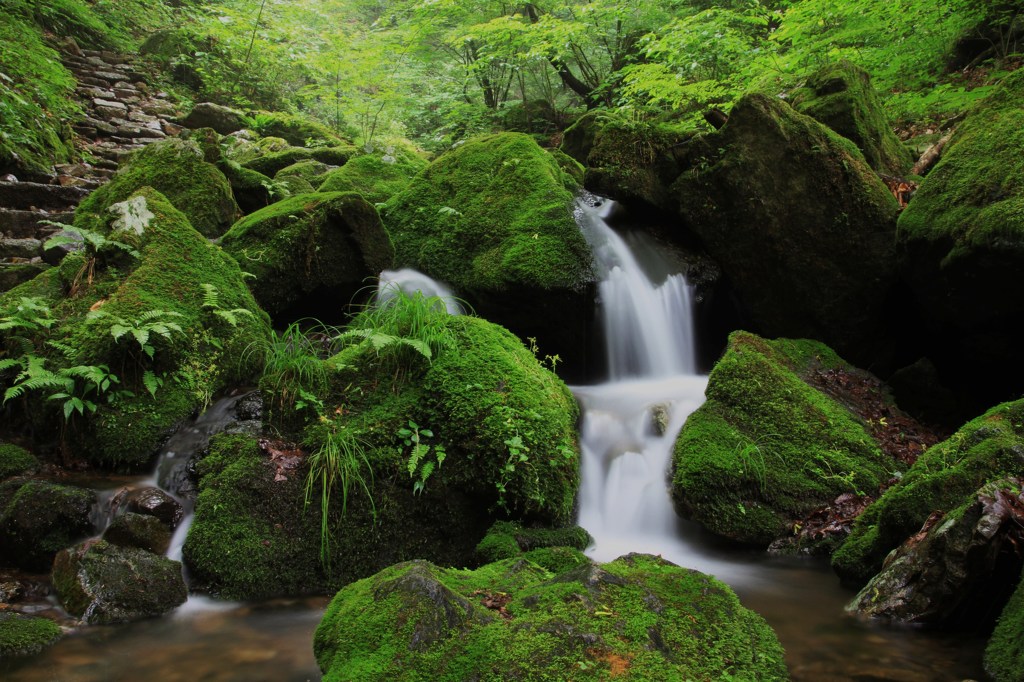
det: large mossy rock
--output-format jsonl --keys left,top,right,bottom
{"left": 218, "top": 191, "right": 394, "bottom": 319}
{"left": 384, "top": 133, "right": 594, "bottom": 372}
{"left": 847, "top": 478, "right": 1023, "bottom": 625}
{"left": 896, "top": 69, "right": 1024, "bottom": 407}
{"left": 1, "top": 188, "right": 270, "bottom": 469}
{"left": 52, "top": 539, "right": 187, "bottom": 624}
{"left": 0, "top": 480, "right": 95, "bottom": 572}
{"left": 179, "top": 102, "right": 250, "bottom": 135}
{"left": 672, "top": 331, "right": 902, "bottom": 547}
{"left": 0, "top": 612, "right": 62, "bottom": 659}
{"left": 184, "top": 313, "right": 581, "bottom": 600}
{"left": 385, "top": 133, "right": 591, "bottom": 295}
{"left": 74, "top": 138, "right": 239, "bottom": 238}
{"left": 791, "top": 61, "right": 913, "bottom": 174}
{"left": 313, "top": 554, "right": 789, "bottom": 681}
{"left": 833, "top": 398, "right": 1024, "bottom": 584}
{"left": 673, "top": 94, "right": 901, "bottom": 366}
{"left": 987, "top": 573, "right": 1024, "bottom": 682}
{"left": 249, "top": 111, "right": 347, "bottom": 147}
{"left": 318, "top": 149, "right": 429, "bottom": 204}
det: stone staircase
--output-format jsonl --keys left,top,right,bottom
{"left": 0, "top": 42, "right": 186, "bottom": 291}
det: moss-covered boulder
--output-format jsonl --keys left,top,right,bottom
{"left": 384, "top": 133, "right": 594, "bottom": 367}
{"left": 52, "top": 539, "right": 187, "bottom": 624}
{"left": 580, "top": 114, "right": 694, "bottom": 212}
{"left": 276, "top": 159, "right": 332, "bottom": 188}
{"left": 250, "top": 111, "right": 346, "bottom": 147}
{"left": 74, "top": 138, "right": 239, "bottom": 238}
{"left": 0, "top": 612, "right": 62, "bottom": 659}
{"left": 385, "top": 133, "right": 591, "bottom": 295}
{"left": 318, "top": 150, "right": 429, "bottom": 204}
{"left": 987, "top": 573, "right": 1024, "bottom": 682}
{"left": 217, "top": 160, "right": 274, "bottom": 214}
{"left": 846, "top": 478, "right": 1023, "bottom": 625}
{"left": 242, "top": 145, "right": 359, "bottom": 178}
{"left": 475, "top": 520, "right": 591, "bottom": 566}
{"left": 833, "top": 398, "right": 1024, "bottom": 584}
{"left": 314, "top": 553, "right": 789, "bottom": 681}
{"left": 673, "top": 93, "right": 901, "bottom": 365}
{"left": 0, "top": 480, "right": 95, "bottom": 572}
{"left": 0, "top": 443, "right": 38, "bottom": 480}
{"left": 184, "top": 308, "right": 581, "bottom": 600}
{"left": 1, "top": 188, "right": 270, "bottom": 469}
{"left": 219, "top": 191, "right": 394, "bottom": 319}
{"left": 896, "top": 69, "right": 1024, "bottom": 407}
{"left": 180, "top": 102, "right": 250, "bottom": 135}
{"left": 791, "top": 61, "right": 913, "bottom": 174}
{"left": 672, "top": 332, "right": 903, "bottom": 547}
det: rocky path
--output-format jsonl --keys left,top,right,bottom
{"left": 0, "top": 42, "right": 186, "bottom": 290}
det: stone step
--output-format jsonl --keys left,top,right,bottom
{"left": 0, "top": 237, "right": 43, "bottom": 260}
{"left": 0, "top": 209, "right": 75, "bottom": 239}
{"left": 0, "top": 182, "right": 89, "bottom": 211}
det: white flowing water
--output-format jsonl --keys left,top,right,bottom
{"left": 378, "top": 268, "right": 463, "bottom": 314}
{"left": 573, "top": 196, "right": 757, "bottom": 584}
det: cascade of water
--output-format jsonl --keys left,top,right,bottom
{"left": 378, "top": 268, "right": 463, "bottom": 314}
{"left": 572, "top": 195, "right": 741, "bottom": 577}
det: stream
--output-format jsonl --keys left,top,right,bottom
{"left": 6, "top": 199, "right": 988, "bottom": 681}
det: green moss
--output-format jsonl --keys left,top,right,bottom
{"left": 319, "top": 152, "right": 429, "bottom": 204}
{"left": 986, "top": 573, "right": 1024, "bottom": 682}
{"left": 74, "top": 139, "right": 239, "bottom": 238}
{"left": 242, "top": 147, "right": 315, "bottom": 177}
{"left": 314, "top": 554, "right": 789, "bottom": 681}
{"left": 219, "top": 191, "right": 394, "bottom": 317}
{"left": 217, "top": 159, "right": 273, "bottom": 214}
{"left": 475, "top": 521, "right": 592, "bottom": 564}
{"left": 0, "top": 13, "right": 77, "bottom": 177}
{"left": 791, "top": 60, "right": 913, "bottom": 174}
{"left": 277, "top": 160, "right": 332, "bottom": 186}
{"left": 0, "top": 444, "right": 38, "bottom": 480}
{"left": 898, "top": 69, "right": 1024, "bottom": 262}
{"left": 185, "top": 307, "right": 582, "bottom": 600}
{"left": 250, "top": 111, "right": 347, "bottom": 147}
{"left": 672, "top": 331, "right": 898, "bottom": 546}
{"left": 7, "top": 188, "right": 270, "bottom": 469}
{"left": 309, "top": 145, "right": 360, "bottom": 167}
{"left": 545, "top": 148, "right": 585, "bottom": 190}
{"left": 833, "top": 398, "right": 1024, "bottom": 584}
{"left": 0, "top": 612, "right": 61, "bottom": 659}
{"left": 0, "top": 480, "right": 95, "bottom": 571}
{"left": 384, "top": 133, "right": 592, "bottom": 295}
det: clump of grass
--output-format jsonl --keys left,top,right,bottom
{"left": 335, "top": 289, "right": 459, "bottom": 386}
{"left": 246, "top": 319, "right": 339, "bottom": 417}
{"left": 303, "top": 420, "right": 373, "bottom": 571}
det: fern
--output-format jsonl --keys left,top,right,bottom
{"left": 89, "top": 309, "right": 185, "bottom": 359}
{"left": 201, "top": 283, "right": 255, "bottom": 328}
{"left": 142, "top": 370, "right": 163, "bottom": 398}
{"left": 3, "top": 355, "right": 72, "bottom": 402}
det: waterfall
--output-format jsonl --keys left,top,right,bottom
{"left": 572, "top": 195, "right": 718, "bottom": 571}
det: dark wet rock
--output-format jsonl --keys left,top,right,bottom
{"left": 52, "top": 539, "right": 187, "bottom": 625}
{"left": 848, "top": 478, "right": 1024, "bottom": 625}
{"left": 113, "top": 487, "right": 183, "bottom": 528}
{"left": 673, "top": 93, "right": 900, "bottom": 366}
{"left": 896, "top": 69, "right": 1024, "bottom": 410}
{"left": 0, "top": 612, "right": 62, "bottom": 658}
{"left": 314, "top": 553, "right": 788, "bottom": 681}
{"left": 0, "top": 480, "right": 96, "bottom": 572}
{"left": 103, "top": 512, "right": 173, "bottom": 554}
{"left": 0, "top": 262, "right": 50, "bottom": 293}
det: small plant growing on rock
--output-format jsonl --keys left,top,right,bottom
{"left": 397, "top": 420, "right": 447, "bottom": 495}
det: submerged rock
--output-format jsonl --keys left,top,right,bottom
{"left": 0, "top": 612, "right": 62, "bottom": 658}
{"left": 833, "top": 398, "right": 1024, "bottom": 585}
{"left": 847, "top": 478, "right": 1024, "bottom": 624}
{"left": 673, "top": 93, "right": 900, "bottom": 366}
{"left": 897, "top": 69, "right": 1024, "bottom": 408}
{"left": 0, "top": 480, "right": 95, "bottom": 572}
{"left": 791, "top": 60, "right": 913, "bottom": 174}
{"left": 313, "top": 553, "right": 789, "bottom": 681}
{"left": 113, "top": 486, "right": 183, "bottom": 528}
{"left": 52, "top": 539, "right": 187, "bottom": 625}
{"left": 218, "top": 191, "right": 394, "bottom": 319}
{"left": 672, "top": 331, "right": 908, "bottom": 548}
